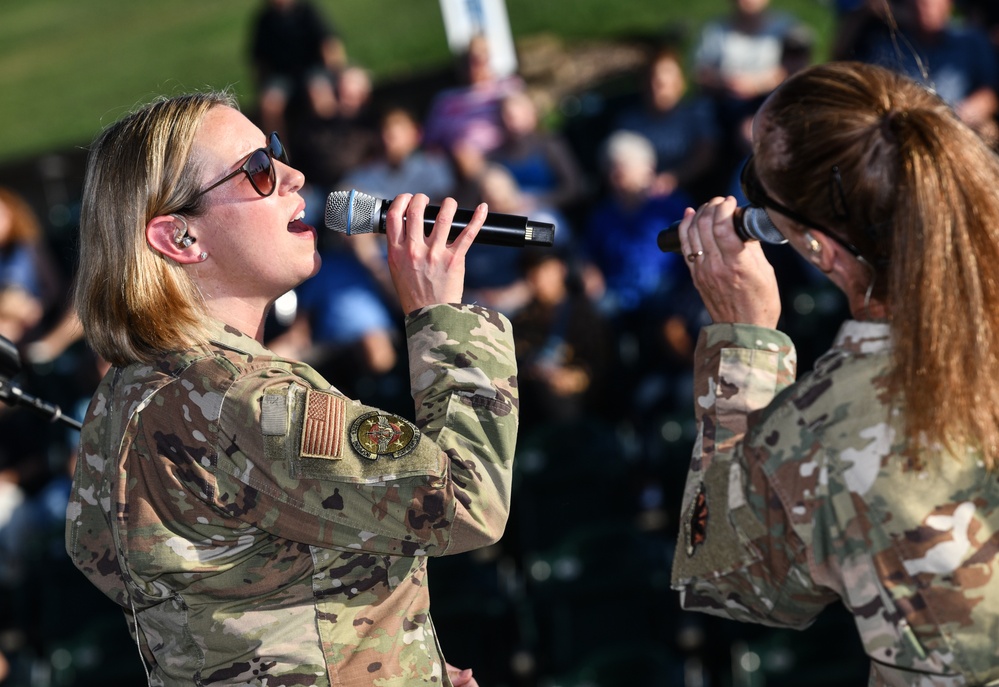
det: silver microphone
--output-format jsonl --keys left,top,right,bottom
{"left": 657, "top": 206, "right": 787, "bottom": 253}
{"left": 325, "top": 189, "right": 555, "bottom": 247}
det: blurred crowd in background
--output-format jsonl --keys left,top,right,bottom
{"left": 2, "top": 0, "right": 999, "bottom": 684}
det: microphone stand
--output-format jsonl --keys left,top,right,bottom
{"left": 0, "top": 334, "right": 82, "bottom": 431}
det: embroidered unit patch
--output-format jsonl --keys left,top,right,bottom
{"left": 349, "top": 411, "right": 420, "bottom": 461}
{"left": 301, "top": 389, "right": 346, "bottom": 459}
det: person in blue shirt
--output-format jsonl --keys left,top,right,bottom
{"left": 583, "top": 130, "right": 689, "bottom": 318}
{"left": 613, "top": 46, "right": 720, "bottom": 203}
{"left": 848, "top": 0, "right": 999, "bottom": 142}
{"left": 0, "top": 187, "right": 58, "bottom": 345}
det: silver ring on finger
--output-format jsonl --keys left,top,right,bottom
{"left": 687, "top": 250, "right": 704, "bottom": 263}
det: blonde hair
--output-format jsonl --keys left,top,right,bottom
{"left": 757, "top": 61, "right": 999, "bottom": 468}
{"left": 74, "top": 92, "right": 237, "bottom": 367}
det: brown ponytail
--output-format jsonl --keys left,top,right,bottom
{"left": 758, "top": 61, "right": 999, "bottom": 468}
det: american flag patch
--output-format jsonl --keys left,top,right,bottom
{"left": 300, "top": 389, "right": 346, "bottom": 459}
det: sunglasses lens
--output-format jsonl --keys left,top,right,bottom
{"left": 244, "top": 149, "right": 274, "bottom": 196}
{"left": 270, "top": 133, "right": 288, "bottom": 164}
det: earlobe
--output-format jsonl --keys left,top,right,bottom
{"left": 147, "top": 214, "right": 204, "bottom": 264}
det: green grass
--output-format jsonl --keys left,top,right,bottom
{"left": 0, "top": 0, "right": 835, "bottom": 165}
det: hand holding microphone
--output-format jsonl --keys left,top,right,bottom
{"left": 672, "top": 197, "right": 783, "bottom": 329}
{"left": 326, "top": 189, "right": 555, "bottom": 247}
{"left": 657, "top": 205, "right": 786, "bottom": 254}
{"left": 326, "top": 192, "right": 538, "bottom": 314}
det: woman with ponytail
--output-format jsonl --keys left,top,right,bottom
{"left": 671, "top": 61, "right": 999, "bottom": 685}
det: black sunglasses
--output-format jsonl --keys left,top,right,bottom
{"left": 191, "top": 132, "right": 289, "bottom": 200}
{"left": 740, "top": 155, "right": 865, "bottom": 260}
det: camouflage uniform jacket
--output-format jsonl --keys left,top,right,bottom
{"left": 671, "top": 321, "right": 999, "bottom": 686}
{"left": 65, "top": 304, "right": 519, "bottom": 686}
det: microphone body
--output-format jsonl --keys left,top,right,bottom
{"left": 325, "top": 189, "right": 555, "bottom": 247}
{"left": 657, "top": 206, "right": 787, "bottom": 253}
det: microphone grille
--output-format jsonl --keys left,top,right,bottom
{"left": 325, "top": 189, "right": 379, "bottom": 234}
{"left": 739, "top": 207, "right": 788, "bottom": 246}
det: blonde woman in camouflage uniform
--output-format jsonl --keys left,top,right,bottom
{"left": 66, "top": 92, "right": 517, "bottom": 686}
{"left": 672, "top": 61, "right": 999, "bottom": 685}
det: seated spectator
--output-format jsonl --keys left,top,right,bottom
{"left": 293, "top": 65, "right": 379, "bottom": 194}
{"left": 487, "top": 90, "right": 587, "bottom": 212}
{"left": 339, "top": 105, "right": 457, "bottom": 308}
{"left": 336, "top": 64, "right": 374, "bottom": 120}
{"left": 580, "top": 131, "right": 692, "bottom": 420}
{"left": 613, "top": 45, "right": 721, "bottom": 203}
{"left": 692, "top": 0, "right": 802, "bottom": 130}
{"left": 512, "top": 248, "right": 612, "bottom": 433}
{"left": 0, "top": 188, "right": 53, "bottom": 304}
{"left": 250, "top": 0, "right": 346, "bottom": 141}
{"left": 464, "top": 163, "right": 567, "bottom": 316}
{"left": 582, "top": 131, "right": 689, "bottom": 319}
{"left": 342, "top": 105, "right": 456, "bottom": 202}
{"left": 422, "top": 33, "right": 526, "bottom": 203}
{"left": 846, "top": 0, "right": 999, "bottom": 142}
{"left": 0, "top": 287, "right": 42, "bottom": 346}
{"left": 0, "top": 186, "right": 84, "bottom": 368}
{"left": 0, "top": 187, "right": 60, "bottom": 347}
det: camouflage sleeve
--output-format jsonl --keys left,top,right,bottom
{"left": 693, "top": 323, "right": 798, "bottom": 462}
{"left": 155, "top": 303, "right": 518, "bottom": 559}
{"left": 672, "top": 323, "right": 836, "bottom": 627}
{"left": 404, "top": 303, "right": 519, "bottom": 553}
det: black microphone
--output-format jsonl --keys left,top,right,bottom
{"left": 325, "top": 189, "right": 555, "bottom": 247}
{"left": 657, "top": 206, "right": 787, "bottom": 253}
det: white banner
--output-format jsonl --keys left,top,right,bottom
{"left": 438, "top": 0, "right": 518, "bottom": 77}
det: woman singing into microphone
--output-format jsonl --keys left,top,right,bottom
{"left": 671, "top": 61, "right": 999, "bottom": 684}
{"left": 66, "top": 91, "right": 516, "bottom": 686}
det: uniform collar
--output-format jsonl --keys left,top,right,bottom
{"left": 832, "top": 319, "right": 892, "bottom": 355}
{"left": 205, "top": 319, "right": 272, "bottom": 358}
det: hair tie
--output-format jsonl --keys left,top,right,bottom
{"left": 881, "top": 109, "right": 908, "bottom": 140}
